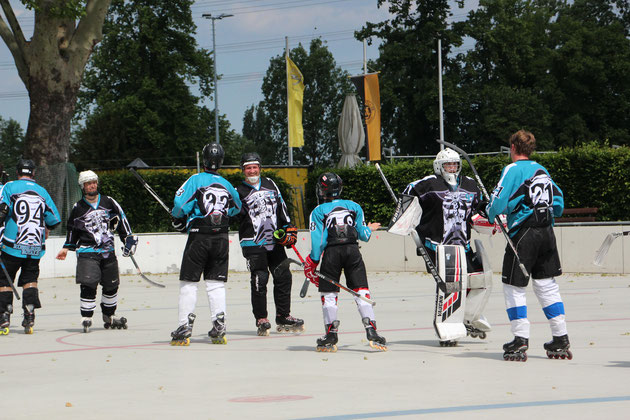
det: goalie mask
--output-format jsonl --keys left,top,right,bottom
{"left": 317, "top": 172, "right": 343, "bottom": 202}
{"left": 433, "top": 148, "right": 461, "bottom": 187}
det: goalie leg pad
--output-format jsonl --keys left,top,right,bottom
{"left": 433, "top": 244, "right": 467, "bottom": 342}
{"left": 465, "top": 240, "right": 493, "bottom": 327}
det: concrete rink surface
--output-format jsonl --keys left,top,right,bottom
{"left": 1, "top": 270, "right": 629, "bottom": 419}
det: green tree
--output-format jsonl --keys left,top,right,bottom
{"left": 254, "top": 39, "right": 353, "bottom": 166}
{"left": 356, "top": 0, "right": 464, "bottom": 156}
{"left": 0, "top": 116, "right": 25, "bottom": 169}
{"left": 242, "top": 104, "right": 275, "bottom": 165}
{"left": 0, "top": 0, "right": 111, "bottom": 165}
{"left": 72, "top": 0, "right": 220, "bottom": 170}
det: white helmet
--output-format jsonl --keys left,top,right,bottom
{"left": 433, "top": 148, "right": 461, "bottom": 187}
{"left": 78, "top": 170, "right": 99, "bottom": 188}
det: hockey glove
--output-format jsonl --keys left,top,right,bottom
{"left": 304, "top": 255, "right": 320, "bottom": 287}
{"left": 273, "top": 225, "right": 298, "bottom": 247}
{"left": 171, "top": 217, "right": 187, "bottom": 233}
{"left": 122, "top": 235, "right": 138, "bottom": 257}
{"left": 476, "top": 199, "right": 489, "bottom": 218}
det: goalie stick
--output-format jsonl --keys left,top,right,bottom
{"left": 0, "top": 258, "right": 20, "bottom": 300}
{"left": 436, "top": 139, "right": 529, "bottom": 278}
{"left": 375, "top": 163, "right": 452, "bottom": 294}
{"left": 593, "top": 231, "right": 630, "bottom": 266}
{"left": 129, "top": 255, "right": 166, "bottom": 288}
{"left": 274, "top": 258, "right": 376, "bottom": 306}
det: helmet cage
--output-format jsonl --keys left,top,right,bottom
{"left": 317, "top": 172, "right": 343, "bottom": 201}
{"left": 433, "top": 148, "right": 461, "bottom": 187}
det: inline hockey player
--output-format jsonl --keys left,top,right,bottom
{"left": 0, "top": 159, "right": 61, "bottom": 335}
{"left": 485, "top": 130, "right": 571, "bottom": 361}
{"left": 56, "top": 170, "right": 137, "bottom": 332}
{"left": 170, "top": 143, "right": 241, "bottom": 345}
{"left": 304, "top": 172, "right": 386, "bottom": 352}
{"left": 236, "top": 152, "right": 303, "bottom": 336}
{"left": 401, "top": 148, "right": 492, "bottom": 346}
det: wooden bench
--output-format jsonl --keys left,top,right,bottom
{"left": 555, "top": 207, "right": 598, "bottom": 223}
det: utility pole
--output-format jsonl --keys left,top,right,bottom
{"left": 202, "top": 13, "right": 233, "bottom": 144}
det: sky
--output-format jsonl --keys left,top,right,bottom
{"left": 0, "top": 0, "right": 474, "bottom": 136}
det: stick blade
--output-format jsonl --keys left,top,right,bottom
{"left": 593, "top": 234, "right": 617, "bottom": 266}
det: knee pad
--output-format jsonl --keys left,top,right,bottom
{"left": 22, "top": 287, "right": 41, "bottom": 309}
{"left": 101, "top": 286, "right": 118, "bottom": 316}
{"left": 80, "top": 284, "right": 97, "bottom": 300}
{"left": 205, "top": 280, "right": 226, "bottom": 320}
{"left": 80, "top": 284, "right": 97, "bottom": 315}
{"left": 321, "top": 292, "right": 338, "bottom": 325}
{"left": 179, "top": 281, "right": 198, "bottom": 325}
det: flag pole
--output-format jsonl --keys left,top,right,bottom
{"left": 286, "top": 36, "right": 293, "bottom": 166}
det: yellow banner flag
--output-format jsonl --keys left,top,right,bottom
{"left": 286, "top": 56, "right": 305, "bottom": 148}
{"left": 351, "top": 73, "right": 381, "bottom": 161}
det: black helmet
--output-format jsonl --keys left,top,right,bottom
{"left": 240, "top": 152, "right": 262, "bottom": 168}
{"left": 317, "top": 172, "right": 343, "bottom": 201}
{"left": 202, "top": 143, "right": 224, "bottom": 171}
{"left": 16, "top": 158, "right": 36, "bottom": 177}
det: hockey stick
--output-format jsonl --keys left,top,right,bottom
{"left": 0, "top": 257, "right": 20, "bottom": 299}
{"left": 279, "top": 258, "right": 376, "bottom": 306}
{"left": 437, "top": 140, "right": 529, "bottom": 278}
{"left": 593, "top": 231, "right": 630, "bottom": 266}
{"left": 129, "top": 255, "right": 166, "bottom": 288}
{"left": 128, "top": 168, "right": 171, "bottom": 215}
{"left": 374, "top": 163, "right": 451, "bottom": 293}
{"left": 289, "top": 245, "right": 311, "bottom": 298}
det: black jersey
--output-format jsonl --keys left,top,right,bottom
{"left": 237, "top": 177, "right": 291, "bottom": 250}
{"left": 63, "top": 195, "right": 133, "bottom": 257}
{"left": 403, "top": 175, "right": 481, "bottom": 251}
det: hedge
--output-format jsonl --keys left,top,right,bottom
{"left": 98, "top": 144, "right": 630, "bottom": 232}
{"left": 305, "top": 143, "right": 630, "bottom": 225}
{"left": 98, "top": 169, "right": 295, "bottom": 233}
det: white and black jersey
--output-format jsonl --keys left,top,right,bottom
{"left": 403, "top": 175, "right": 481, "bottom": 251}
{"left": 63, "top": 195, "right": 132, "bottom": 257}
{"left": 237, "top": 177, "right": 291, "bottom": 250}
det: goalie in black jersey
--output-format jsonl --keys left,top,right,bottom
{"left": 56, "top": 170, "right": 137, "bottom": 332}
{"left": 402, "top": 148, "right": 493, "bottom": 343}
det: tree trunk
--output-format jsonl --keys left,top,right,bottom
{"left": 25, "top": 77, "right": 79, "bottom": 164}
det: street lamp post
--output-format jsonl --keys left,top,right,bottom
{"left": 202, "top": 13, "right": 233, "bottom": 145}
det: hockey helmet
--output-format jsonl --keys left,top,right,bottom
{"left": 78, "top": 170, "right": 99, "bottom": 188}
{"left": 240, "top": 152, "right": 262, "bottom": 168}
{"left": 433, "top": 148, "right": 461, "bottom": 187}
{"left": 202, "top": 143, "right": 224, "bottom": 171}
{"left": 16, "top": 158, "right": 35, "bottom": 177}
{"left": 317, "top": 172, "right": 343, "bottom": 201}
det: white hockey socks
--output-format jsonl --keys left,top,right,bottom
{"left": 353, "top": 288, "right": 375, "bottom": 320}
{"left": 178, "top": 281, "right": 198, "bottom": 326}
{"left": 532, "top": 278, "right": 568, "bottom": 337}
{"left": 321, "top": 292, "right": 338, "bottom": 325}
{"left": 205, "top": 280, "right": 226, "bottom": 321}
{"left": 503, "top": 283, "right": 530, "bottom": 339}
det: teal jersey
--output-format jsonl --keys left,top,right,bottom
{"left": 487, "top": 160, "right": 563, "bottom": 236}
{"left": 1, "top": 178, "right": 61, "bottom": 259}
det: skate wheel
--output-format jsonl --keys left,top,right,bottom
{"left": 479, "top": 332, "right": 487, "bottom": 339}
{"left": 257, "top": 329, "right": 269, "bottom": 337}
{"left": 547, "top": 352, "right": 553, "bottom": 359}
{"left": 25, "top": 327, "right": 33, "bottom": 334}
{"left": 470, "top": 332, "right": 478, "bottom": 338}
{"left": 521, "top": 354, "right": 527, "bottom": 362}
{"left": 553, "top": 354, "right": 559, "bottom": 359}
{"left": 560, "top": 354, "right": 566, "bottom": 359}
{"left": 276, "top": 326, "right": 282, "bottom": 333}
{"left": 503, "top": 354, "right": 509, "bottom": 361}
{"left": 123, "top": 324, "right": 128, "bottom": 330}
{"left": 0, "top": 328, "right": 8, "bottom": 335}
{"left": 566, "top": 351, "right": 573, "bottom": 360}
{"left": 509, "top": 355, "right": 515, "bottom": 361}
{"left": 211, "top": 337, "right": 227, "bottom": 345}
{"left": 104, "top": 324, "right": 110, "bottom": 329}
{"left": 369, "top": 341, "right": 388, "bottom": 351}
